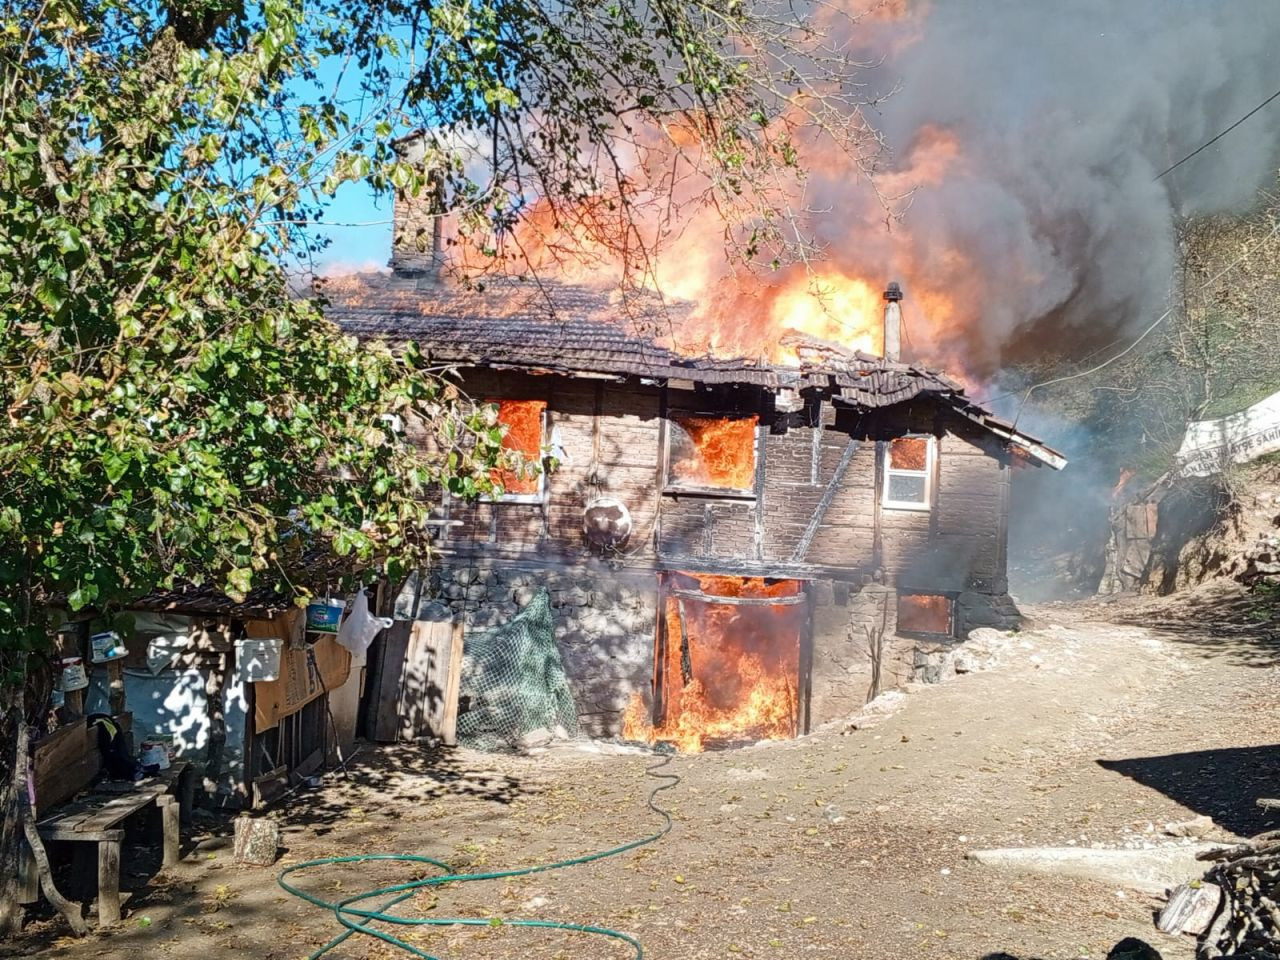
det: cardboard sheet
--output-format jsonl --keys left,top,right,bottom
{"left": 250, "top": 610, "right": 351, "bottom": 733}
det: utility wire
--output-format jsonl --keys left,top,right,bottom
{"left": 1153, "top": 86, "right": 1280, "bottom": 181}
{"left": 982, "top": 219, "right": 1280, "bottom": 429}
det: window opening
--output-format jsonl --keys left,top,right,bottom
{"left": 882, "top": 435, "right": 934, "bottom": 509}
{"left": 665, "top": 415, "right": 758, "bottom": 495}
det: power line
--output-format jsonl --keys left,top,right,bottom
{"left": 1153, "top": 86, "right": 1280, "bottom": 181}
{"left": 977, "top": 219, "right": 1280, "bottom": 427}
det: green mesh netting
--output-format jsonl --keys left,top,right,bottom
{"left": 456, "top": 589, "right": 580, "bottom": 750}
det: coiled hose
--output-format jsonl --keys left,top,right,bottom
{"left": 279, "top": 753, "right": 678, "bottom": 959}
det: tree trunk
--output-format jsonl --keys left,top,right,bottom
{"left": 0, "top": 702, "right": 24, "bottom": 934}
{"left": 202, "top": 652, "right": 229, "bottom": 800}
{"left": 0, "top": 710, "right": 88, "bottom": 936}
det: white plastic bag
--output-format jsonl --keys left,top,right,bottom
{"left": 336, "top": 589, "right": 391, "bottom": 656}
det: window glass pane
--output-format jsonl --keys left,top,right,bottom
{"left": 889, "top": 436, "right": 929, "bottom": 470}
{"left": 491, "top": 399, "right": 546, "bottom": 495}
{"left": 668, "top": 415, "right": 758, "bottom": 491}
{"left": 887, "top": 472, "right": 927, "bottom": 503}
{"left": 898, "top": 594, "right": 952, "bottom": 635}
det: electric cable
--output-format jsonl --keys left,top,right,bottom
{"left": 279, "top": 752, "right": 679, "bottom": 959}
{"left": 1154, "top": 86, "right": 1280, "bottom": 182}
{"left": 975, "top": 219, "right": 1280, "bottom": 428}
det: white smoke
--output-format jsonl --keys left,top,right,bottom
{"left": 826, "top": 0, "right": 1280, "bottom": 371}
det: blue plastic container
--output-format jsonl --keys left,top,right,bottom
{"left": 305, "top": 599, "right": 345, "bottom": 634}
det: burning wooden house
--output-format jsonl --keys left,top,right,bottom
{"left": 325, "top": 209, "right": 1066, "bottom": 752}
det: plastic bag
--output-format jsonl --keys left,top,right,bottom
{"left": 336, "top": 589, "right": 391, "bottom": 656}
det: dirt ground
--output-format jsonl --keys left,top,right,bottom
{"left": 9, "top": 588, "right": 1280, "bottom": 960}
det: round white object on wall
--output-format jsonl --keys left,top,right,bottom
{"left": 583, "top": 497, "right": 633, "bottom": 550}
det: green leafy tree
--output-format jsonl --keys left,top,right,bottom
{"left": 0, "top": 0, "right": 879, "bottom": 931}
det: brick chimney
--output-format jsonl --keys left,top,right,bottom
{"left": 389, "top": 131, "right": 445, "bottom": 280}
{"left": 882, "top": 281, "right": 903, "bottom": 362}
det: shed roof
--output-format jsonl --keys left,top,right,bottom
{"left": 322, "top": 272, "right": 1066, "bottom": 469}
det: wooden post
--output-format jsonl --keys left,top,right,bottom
{"left": 178, "top": 764, "right": 196, "bottom": 827}
{"left": 17, "top": 840, "right": 38, "bottom": 905}
{"left": 202, "top": 649, "right": 229, "bottom": 799}
{"left": 158, "top": 796, "right": 179, "bottom": 868}
{"left": 96, "top": 838, "right": 121, "bottom": 926}
{"left": 106, "top": 660, "right": 126, "bottom": 716}
{"left": 440, "top": 621, "right": 464, "bottom": 747}
{"left": 63, "top": 623, "right": 90, "bottom": 718}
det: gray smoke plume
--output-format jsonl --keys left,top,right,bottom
{"left": 822, "top": 0, "right": 1280, "bottom": 374}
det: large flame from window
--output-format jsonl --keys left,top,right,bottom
{"left": 491, "top": 399, "right": 546, "bottom": 495}
{"left": 667, "top": 416, "right": 758, "bottom": 492}
{"left": 623, "top": 574, "right": 803, "bottom": 752}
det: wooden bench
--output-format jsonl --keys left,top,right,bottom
{"left": 22, "top": 762, "right": 193, "bottom": 927}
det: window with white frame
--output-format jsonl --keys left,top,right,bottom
{"left": 882, "top": 435, "right": 935, "bottom": 510}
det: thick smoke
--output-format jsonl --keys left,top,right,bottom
{"left": 826, "top": 0, "right": 1280, "bottom": 373}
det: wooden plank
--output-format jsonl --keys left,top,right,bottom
{"left": 293, "top": 747, "right": 323, "bottom": 780}
{"left": 440, "top": 621, "right": 465, "bottom": 747}
{"left": 76, "top": 793, "right": 153, "bottom": 833}
{"left": 38, "top": 827, "right": 125, "bottom": 843}
{"left": 368, "top": 619, "right": 411, "bottom": 742}
{"left": 252, "top": 765, "right": 289, "bottom": 809}
{"left": 97, "top": 838, "right": 122, "bottom": 926}
{"left": 400, "top": 617, "right": 460, "bottom": 743}
{"left": 33, "top": 720, "right": 101, "bottom": 817}
{"left": 158, "top": 796, "right": 180, "bottom": 868}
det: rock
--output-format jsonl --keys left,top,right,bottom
{"left": 967, "top": 844, "right": 1217, "bottom": 895}
{"left": 512, "top": 586, "right": 541, "bottom": 607}
{"left": 557, "top": 587, "right": 591, "bottom": 607}
{"left": 453, "top": 567, "right": 480, "bottom": 586}
{"left": 1163, "top": 814, "right": 1215, "bottom": 838}
{"left": 519, "top": 727, "right": 554, "bottom": 748}
{"left": 232, "top": 816, "right": 279, "bottom": 866}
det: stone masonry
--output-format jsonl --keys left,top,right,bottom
{"left": 432, "top": 563, "right": 657, "bottom": 737}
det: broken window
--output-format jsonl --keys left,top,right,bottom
{"left": 882, "top": 436, "right": 934, "bottom": 509}
{"left": 491, "top": 399, "right": 547, "bottom": 500}
{"left": 897, "top": 593, "right": 953, "bottom": 637}
{"left": 665, "top": 415, "right": 758, "bottom": 495}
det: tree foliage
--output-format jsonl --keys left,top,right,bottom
{"left": 1, "top": 0, "right": 880, "bottom": 932}
{"left": 1, "top": 0, "right": 880, "bottom": 656}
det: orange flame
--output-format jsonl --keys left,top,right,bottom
{"left": 623, "top": 575, "right": 803, "bottom": 752}
{"left": 491, "top": 399, "right": 546, "bottom": 494}
{"left": 668, "top": 416, "right": 758, "bottom": 490}
{"left": 442, "top": 6, "right": 994, "bottom": 378}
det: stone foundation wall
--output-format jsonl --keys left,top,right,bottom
{"left": 430, "top": 564, "right": 1021, "bottom": 738}
{"left": 809, "top": 582, "right": 1023, "bottom": 726}
{"left": 809, "top": 583, "right": 915, "bottom": 726}
{"left": 432, "top": 563, "right": 657, "bottom": 737}
{"left": 954, "top": 591, "right": 1023, "bottom": 633}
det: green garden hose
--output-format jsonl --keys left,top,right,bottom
{"left": 279, "top": 753, "right": 678, "bottom": 959}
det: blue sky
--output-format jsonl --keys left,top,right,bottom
{"left": 309, "top": 181, "right": 393, "bottom": 274}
